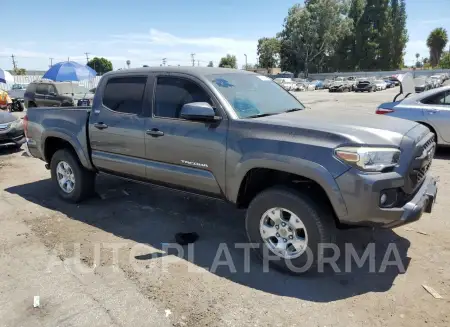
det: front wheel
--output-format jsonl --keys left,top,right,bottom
{"left": 50, "top": 149, "right": 96, "bottom": 203}
{"left": 245, "top": 187, "right": 335, "bottom": 274}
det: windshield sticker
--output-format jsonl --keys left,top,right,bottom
{"left": 213, "top": 78, "right": 234, "bottom": 88}
{"left": 256, "top": 76, "right": 271, "bottom": 81}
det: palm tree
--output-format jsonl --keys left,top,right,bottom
{"left": 415, "top": 53, "right": 420, "bottom": 60}
{"left": 427, "top": 28, "right": 449, "bottom": 66}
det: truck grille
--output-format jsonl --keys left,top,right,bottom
{"left": 407, "top": 135, "right": 435, "bottom": 193}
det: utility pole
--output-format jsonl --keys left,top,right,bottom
{"left": 197, "top": 60, "right": 200, "bottom": 67}
{"left": 49, "top": 58, "right": 54, "bottom": 68}
{"left": 162, "top": 58, "right": 167, "bottom": 66}
{"left": 11, "top": 54, "right": 17, "bottom": 71}
{"left": 191, "top": 53, "right": 195, "bottom": 67}
{"left": 84, "top": 52, "right": 90, "bottom": 63}
{"left": 244, "top": 54, "right": 247, "bottom": 70}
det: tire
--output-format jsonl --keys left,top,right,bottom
{"left": 50, "top": 149, "right": 96, "bottom": 203}
{"left": 245, "top": 186, "right": 335, "bottom": 274}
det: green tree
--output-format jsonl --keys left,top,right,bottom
{"left": 207, "top": 61, "right": 214, "bottom": 67}
{"left": 358, "top": 0, "right": 392, "bottom": 70}
{"left": 257, "top": 37, "right": 281, "bottom": 68}
{"left": 279, "top": 0, "right": 352, "bottom": 76}
{"left": 390, "top": 0, "right": 408, "bottom": 69}
{"left": 13, "top": 68, "right": 26, "bottom": 75}
{"left": 87, "top": 57, "right": 113, "bottom": 75}
{"left": 218, "top": 54, "right": 237, "bottom": 68}
{"left": 427, "top": 28, "right": 448, "bottom": 67}
{"left": 440, "top": 52, "right": 450, "bottom": 69}
{"left": 333, "top": 0, "right": 365, "bottom": 71}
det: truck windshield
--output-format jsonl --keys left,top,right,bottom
{"left": 207, "top": 73, "right": 304, "bottom": 119}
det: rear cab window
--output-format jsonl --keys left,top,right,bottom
{"left": 102, "top": 76, "right": 147, "bottom": 115}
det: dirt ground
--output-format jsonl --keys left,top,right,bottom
{"left": 1, "top": 87, "right": 449, "bottom": 327}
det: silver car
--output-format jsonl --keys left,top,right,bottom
{"left": 376, "top": 73, "right": 450, "bottom": 145}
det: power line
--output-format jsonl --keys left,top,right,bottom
{"left": 191, "top": 53, "right": 195, "bottom": 66}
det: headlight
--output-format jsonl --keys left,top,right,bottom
{"left": 10, "top": 119, "right": 23, "bottom": 129}
{"left": 335, "top": 147, "right": 400, "bottom": 172}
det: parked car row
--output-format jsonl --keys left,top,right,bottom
{"left": 354, "top": 78, "right": 398, "bottom": 93}
{"left": 273, "top": 78, "right": 323, "bottom": 92}
{"left": 414, "top": 73, "right": 448, "bottom": 93}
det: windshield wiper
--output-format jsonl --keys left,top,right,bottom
{"left": 283, "top": 108, "right": 303, "bottom": 113}
{"left": 246, "top": 113, "right": 278, "bottom": 118}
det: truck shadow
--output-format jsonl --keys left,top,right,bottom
{"left": 435, "top": 147, "right": 450, "bottom": 160}
{"left": 6, "top": 175, "right": 411, "bottom": 303}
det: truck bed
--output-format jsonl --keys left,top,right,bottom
{"left": 26, "top": 106, "right": 94, "bottom": 170}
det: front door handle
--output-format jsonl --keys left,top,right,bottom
{"left": 428, "top": 109, "right": 439, "bottom": 114}
{"left": 94, "top": 122, "right": 108, "bottom": 130}
{"left": 146, "top": 128, "right": 164, "bottom": 137}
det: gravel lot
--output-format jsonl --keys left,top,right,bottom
{"left": 1, "top": 87, "right": 449, "bottom": 327}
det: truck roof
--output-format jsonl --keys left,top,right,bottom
{"left": 102, "top": 66, "right": 257, "bottom": 78}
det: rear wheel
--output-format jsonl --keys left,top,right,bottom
{"left": 50, "top": 149, "right": 96, "bottom": 203}
{"left": 245, "top": 187, "right": 335, "bottom": 274}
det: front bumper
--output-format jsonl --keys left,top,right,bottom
{"left": 0, "top": 129, "right": 26, "bottom": 146}
{"left": 335, "top": 169, "right": 437, "bottom": 228}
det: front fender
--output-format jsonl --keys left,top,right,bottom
{"left": 41, "top": 128, "right": 94, "bottom": 170}
{"left": 228, "top": 153, "right": 349, "bottom": 219}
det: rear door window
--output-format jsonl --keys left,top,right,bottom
{"left": 36, "top": 84, "right": 49, "bottom": 95}
{"left": 102, "top": 76, "right": 147, "bottom": 115}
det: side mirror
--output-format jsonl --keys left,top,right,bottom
{"left": 180, "top": 102, "right": 221, "bottom": 122}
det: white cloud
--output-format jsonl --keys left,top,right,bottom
{"left": 1, "top": 28, "right": 257, "bottom": 70}
{"left": 417, "top": 18, "right": 450, "bottom": 25}
{"left": 111, "top": 28, "right": 257, "bottom": 67}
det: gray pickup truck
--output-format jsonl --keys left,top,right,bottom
{"left": 25, "top": 67, "right": 437, "bottom": 273}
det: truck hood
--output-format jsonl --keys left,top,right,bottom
{"left": 250, "top": 109, "right": 419, "bottom": 146}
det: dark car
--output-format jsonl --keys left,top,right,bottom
{"left": 354, "top": 80, "right": 376, "bottom": 92}
{"left": 383, "top": 79, "right": 395, "bottom": 88}
{"left": 383, "top": 76, "right": 400, "bottom": 86}
{"left": 24, "top": 80, "right": 94, "bottom": 108}
{"left": 0, "top": 111, "right": 25, "bottom": 148}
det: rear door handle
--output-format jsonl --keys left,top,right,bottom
{"left": 94, "top": 122, "right": 108, "bottom": 130}
{"left": 146, "top": 128, "right": 164, "bottom": 137}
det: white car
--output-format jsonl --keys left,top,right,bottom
{"left": 430, "top": 75, "right": 443, "bottom": 88}
{"left": 7, "top": 83, "right": 29, "bottom": 99}
{"left": 274, "top": 78, "right": 297, "bottom": 91}
{"left": 374, "top": 80, "right": 387, "bottom": 91}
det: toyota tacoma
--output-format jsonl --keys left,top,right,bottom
{"left": 24, "top": 67, "right": 438, "bottom": 273}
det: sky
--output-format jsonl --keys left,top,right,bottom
{"left": 2, "top": 0, "right": 450, "bottom": 71}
